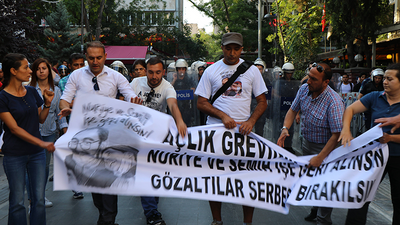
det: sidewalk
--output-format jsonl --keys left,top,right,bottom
{"left": 0, "top": 157, "right": 393, "bottom": 225}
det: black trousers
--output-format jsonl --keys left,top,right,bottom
{"left": 92, "top": 193, "right": 118, "bottom": 224}
{"left": 346, "top": 156, "right": 400, "bottom": 225}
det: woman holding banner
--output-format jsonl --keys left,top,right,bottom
{"left": 0, "top": 53, "right": 55, "bottom": 225}
{"left": 339, "top": 63, "right": 400, "bottom": 225}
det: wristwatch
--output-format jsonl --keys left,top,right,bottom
{"left": 281, "top": 126, "right": 288, "bottom": 131}
{"left": 44, "top": 104, "right": 50, "bottom": 108}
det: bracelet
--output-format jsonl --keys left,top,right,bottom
{"left": 281, "top": 126, "right": 288, "bottom": 131}
{"left": 44, "top": 104, "right": 50, "bottom": 108}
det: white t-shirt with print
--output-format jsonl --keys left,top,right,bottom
{"left": 195, "top": 58, "right": 268, "bottom": 124}
{"left": 130, "top": 77, "right": 176, "bottom": 113}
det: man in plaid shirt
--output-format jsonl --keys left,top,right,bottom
{"left": 277, "top": 62, "right": 345, "bottom": 225}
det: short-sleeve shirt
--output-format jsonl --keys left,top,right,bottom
{"left": 61, "top": 65, "right": 137, "bottom": 102}
{"left": 195, "top": 58, "right": 268, "bottom": 124}
{"left": 0, "top": 86, "right": 43, "bottom": 156}
{"left": 360, "top": 91, "right": 400, "bottom": 156}
{"left": 130, "top": 77, "right": 176, "bottom": 113}
{"left": 291, "top": 84, "right": 344, "bottom": 144}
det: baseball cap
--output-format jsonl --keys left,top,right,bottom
{"left": 222, "top": 32, "right": 243, "bottom": 46}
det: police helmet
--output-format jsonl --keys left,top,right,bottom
{"left": 371, "top": 68, "right": 384, "bottom": 77}
{"left": 110, "top": 60, "right": 128, "bottom": 76}
{"left": 254, "top": 58, "right": 266, "bottom": 69}
{"left": 175, "top": 59, "right": 188, "bottom": 69}
{"left": 282, "top": 62, "right": 295, "bottom": 73}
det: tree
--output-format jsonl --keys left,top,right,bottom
{"left": 0, "top": 0, "right": 42, "bottom": 62}
{"left": 188, "top": 0, "right": 274, "bottom": 59}
{"left": 195, "top": 30, "right": 222, "bottom": 61}
{"left": 37, "top": 2, "right": 81, "bottom": 63}
{"left": 61, "top": 0, "right": 208, "bottom": 59}
{"left": 268, "top": 0, "right": 323, "bottom": 77}
{"left": 326, "top": 0, "right": 392, "bottom": 67}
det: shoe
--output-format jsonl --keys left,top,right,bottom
{"left": 211, "top": 220, "right": 223, "bottom": 225}
{"left": 45, "top": 197, "right": 53, "bottom": 207}
{"left": 147, "top": 213, "right": 166, "bottom": 225}
{"left": 304, "top": 208, "right": 317, "bottom": 221}
{"left": 73, "top": 191, "right": 84, "bottom": 199}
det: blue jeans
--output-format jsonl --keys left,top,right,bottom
{"left": 26, "top": 133, "right": 57, "bottom": 200}
{"left": 3, "top": 151, "right": 47, "bottom": 225}
{"left": 346, "top": 156, "right": 400, "bottom": 225}
{"left": 141, "top": 196, "right": 160, "bottom": 218}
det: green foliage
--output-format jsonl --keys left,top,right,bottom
{"left": 188, "top": 0, "right": 274, "bottom": 57}
{"left": 61, "top": 0, "right": 208, "bottom": 60}
{"left": 0, "top": 0, "right": 42, "bottom": 62}
{"left": 195, "top": 30, "right": 222, "bottom": 61}
{"left": 268, "top": 0, "right": 323, "bottom": 75}
{"left": 38, "top": 2, "right": 81, "bottom": 63}
{"left": 326, "top": 0, "right": 392, "bottom": 67}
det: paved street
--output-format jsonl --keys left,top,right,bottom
{"left": 0, "top": 157, "right": 393, "bottom": 225}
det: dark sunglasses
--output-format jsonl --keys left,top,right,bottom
{"left": 311, "top": 62, "right": 325, "bottom": 73}
{"left": 92, "top": 76, "right": 100, "bottom": 91}
{"left": 146, "top": 88, "right": 155, "bottom": 103}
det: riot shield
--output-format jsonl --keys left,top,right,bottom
{"left": 251, "top": 69, "right": 273, "bottom": 137}
{"left": 264, "top": 79, "right": 301, "bottom": 154}
{"left": 171, "top": 72, "right": 199, "bottom": 127}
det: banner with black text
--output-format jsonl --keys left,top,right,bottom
{"left": 54, "top": 92, "right": 387, "bottom": 214}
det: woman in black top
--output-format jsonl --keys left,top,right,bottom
{"left": 0, "top": 53, "right": 55, "bottom": 225}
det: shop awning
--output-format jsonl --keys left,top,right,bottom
{"left": 105, "top": 46, "right": 148, "bottom": 65}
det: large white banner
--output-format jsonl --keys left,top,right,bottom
{"left": 54, "top": 93, "right": 387, "bottom": 214}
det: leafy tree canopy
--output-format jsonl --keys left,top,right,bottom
{"left": 188, "top": 0, "right": 274, "bottom": 59}
{"left": 0, "top": 0, "right": 42, "bottom": 62}
{"left": 37, "top": 2, "right": 81, "bottom": 63}
{"left": 326, "top": 0, "right": 392, "bottom": 67}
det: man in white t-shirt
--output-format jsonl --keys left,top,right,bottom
{"left": 130, "top": 57, "right": 186, "bottom": 225}
{"left": 195, "top": 32, "right": 268, "bottom": 225}
{"left": 339, "top": 74, "right": 353, "bottom": 93}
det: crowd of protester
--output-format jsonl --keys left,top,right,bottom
{"left": 0, "top": 35, "right": 400, "bottom": 225}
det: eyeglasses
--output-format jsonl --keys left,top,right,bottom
{"left": 68, "top": 139, "right": 100, "bottom": 150}
{"left": 146, "top": 88, "right": 155, "bottom": 103}
{"left": 311, "top": 62, "right": 325, "bottom": 73}
{"left": 92, "top": 76, "right": 100, "bottom": 91}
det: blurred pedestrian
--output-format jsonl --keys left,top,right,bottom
{"left": 59, "top": 53, "right": 85, "bottom": 93}
{"left": 132, "top": 59, "right": 147, "bottom": 79}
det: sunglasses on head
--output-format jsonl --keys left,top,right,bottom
{"left": 146, "top": 88, "right": 155, "bottom": 103}
{"left": 92, "top": 76, "right": 100, "bottom": 91}
{"left": 311, "top": 62, "right": 325, "bottom": 73}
